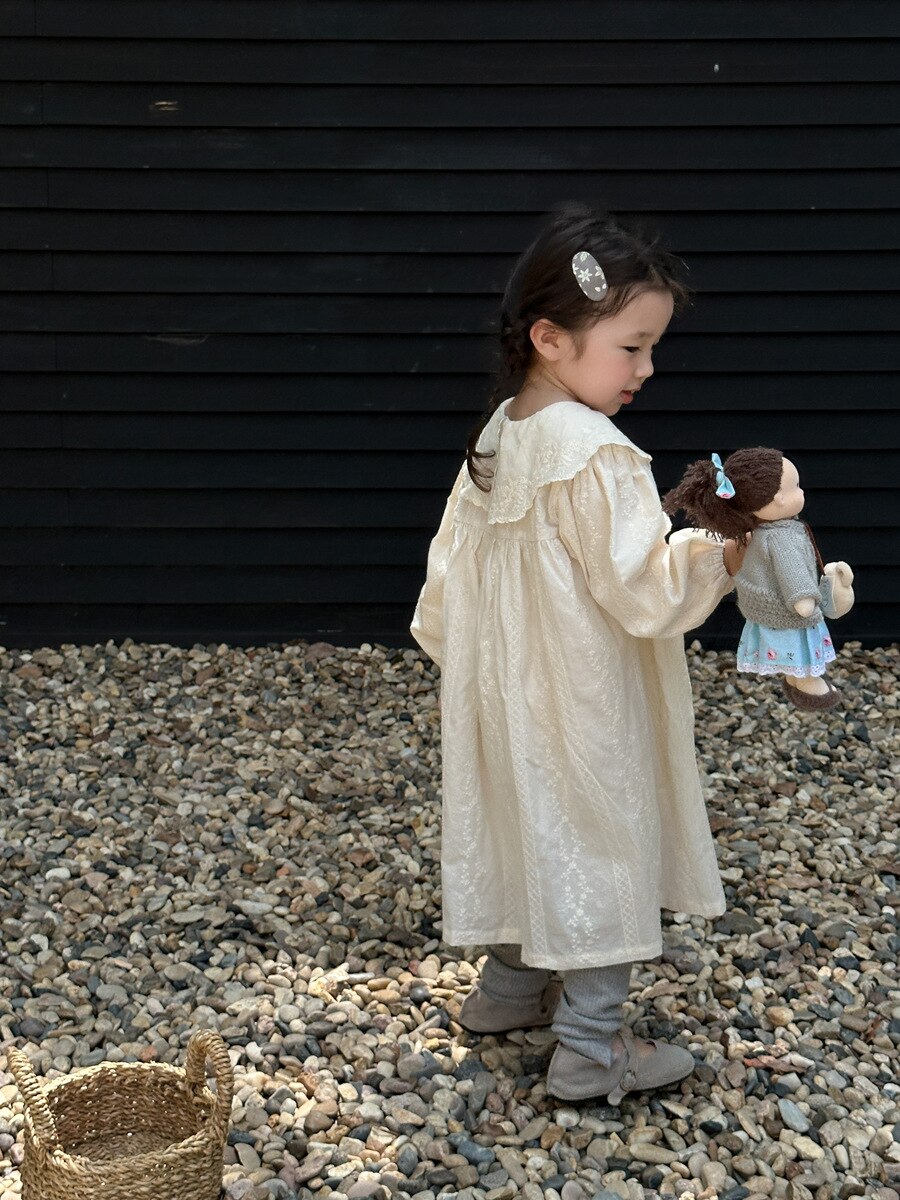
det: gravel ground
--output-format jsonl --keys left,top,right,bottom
{"left": 0, "top": 636, "right": 897, "bottom": 1200}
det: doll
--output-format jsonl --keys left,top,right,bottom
{"left": 662, "top": 447, "right": 854, "bottom": 711}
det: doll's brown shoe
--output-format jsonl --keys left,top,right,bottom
{"left": 457, "top": 979, "right": 562, "bottom": 1033}
{"left": 781, "top": 675, "right": 841, "bottom": 711}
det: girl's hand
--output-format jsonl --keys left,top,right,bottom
{"left": 723, "top": 533, "right": 751, "bottom": 577}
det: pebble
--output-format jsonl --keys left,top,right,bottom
{"left": 629, "top": 1142, "right": 681, "bottom": 1165}
{"left": 457, "top": 1139, "right": 496, "bottom": 1166}
{"left": 396, "top": 1145, "right": 418, "bottom": 1177}
{"left": 700, "top": 1160, "right": 728, "bottom": 1189}
{"left": 0, "top": 638, "right": 896, "bottom": 1200}
{"left": 794, "top": 1135, "right": 826, "bottom": 1160}
{"left": 777, "top": 1097, "right": 811, "bottom": 1133}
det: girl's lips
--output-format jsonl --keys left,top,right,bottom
{"left": 619, "top": 390, "right": 634, "bottom": 403}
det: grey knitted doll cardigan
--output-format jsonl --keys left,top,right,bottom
{"left": 733, "top": 516, "right": 824, "bottom": 630}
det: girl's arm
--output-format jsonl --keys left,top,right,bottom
{"left": 409, "top": 462, "right": 468, "bottom": 666}
{"left": 551, "top": 443, "right": 736, "bottom": 640}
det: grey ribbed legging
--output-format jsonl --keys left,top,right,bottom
{"left": 479, "top": 943, "right": 633, "bottom": 1067}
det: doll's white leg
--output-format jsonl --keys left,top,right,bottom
{"left": 786, "top": 673, "right": 831, "bottom": 696}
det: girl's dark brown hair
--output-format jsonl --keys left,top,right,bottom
{"left": 661, "top": 447, "right": 785, "bottom": 547}
{"left": 466, "top": 200, "right": 693, "bottom": 490}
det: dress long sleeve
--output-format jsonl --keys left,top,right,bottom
{"left": 550, "top": 443, "right": 736, "bottom": 640}
{"left": 409, "top": 462, "right": 468, "bottom": 666}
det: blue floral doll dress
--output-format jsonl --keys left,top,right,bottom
{"left": 737, "top": 620, "right": 835, "bottom": 678}
{"left": 733, "top": 517, "right": 836, "bottom": 679}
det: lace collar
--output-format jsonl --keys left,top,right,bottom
{"left": 458, "top": 397, "right": 652, "bottom": 524}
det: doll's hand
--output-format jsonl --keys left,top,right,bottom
{"left": 723, "top": 532, "right": 751, "bottom": 577}
{"left": 794, "top": 597, "right": 817, "bottom": 617}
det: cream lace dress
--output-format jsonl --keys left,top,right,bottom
{"left": 410, "top": 397, "right": 734, "bottom": 970}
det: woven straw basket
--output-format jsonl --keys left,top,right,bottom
{"left": 7, "top": 1029, "right": 234, "bottom": 1200}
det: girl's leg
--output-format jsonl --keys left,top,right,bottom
{"left": 479, "top": 943, "right": 553, "bottom": 1006}
{"left": 552, "top": 961, "right": 634, "bottom": 1067}
{"left": 546, "top": 962, "right": 697, "bottom": 1101}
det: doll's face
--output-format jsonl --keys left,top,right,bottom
{"left": 752, "top": 456, "right": 805, "bottom": 521}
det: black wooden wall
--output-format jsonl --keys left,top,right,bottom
{"left": 1, "top": 1, "right": 898, "bottom": 651}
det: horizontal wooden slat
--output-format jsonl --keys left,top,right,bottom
{"left": 0, "top": 528, "right": 428, "bottom": 565}
{"left": 4, "top": 37, "right": 900, "bottom": 81}
{"left": 0, "top": 564, "right": 424, "bottom": 603}
{"left": 0, "top": 253, "right": 50, "bottom": 287}
{"left": 15, "top": 82, "right": 896, "bottom": 128}
{"left": 0, "top": 449, "right": 894, "bottom": 489}
{"left": 2, "top": 333, "right": 898, "bottom": 373}
{"left": 2, "top": 210, "right": 898, "bottom": 253}
{"left": 0, "top": 564, "right": 895, "bottom": 606}
{"left": 0, "top": 171, "right": 47, "bottom": 206}
{"left": 1, "top": 487, "right": 891, "bottom": 528}
{"left": 0, "top": 334, "right": 54, "bottom": 369}
{"left": 1, "top": 411, "right": 895, "bottom": 453}
{"left": 27, "top": 2, "right": 900, "bottom": 41}
{"left": 43, "top": 169, "right": 900, "bottom": 211}
{"left": 0, "top": 491, "right": 68, "bottom": 524}
{"left": 0, "top": 2, "right": 34, "bottom": 36}
{"left": 0, "top": 526, "right": 895, "bottom": 567}
{"left": 3, "top": 289, "right": 899, "bottom": 329}
{"left": 6, "top": 126, "right": 900, "bottom": 170}
{"left": 4, "top": 255, "right": 900, "bottom": 297}
{"left": 0, "top": 601, "right": 423, "bottom": 651}
{"left": 0, "top": 83, "right": 40, "bottom": 122}
{"left": 3, "top": 601, "right": 889, "bottom": 654}
{"left": 2, "top": 373, "right": 896, "bottom": 414}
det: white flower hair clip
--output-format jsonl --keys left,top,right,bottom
{"left": 572, "top": 250, "right": 609, "bottom": 300}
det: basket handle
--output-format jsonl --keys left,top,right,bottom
{"left": 7, "top": 1047, "right": 61, "bottom": 1152}
{"left": 184, "top": 1030, "right": 235, "bottom": 1135}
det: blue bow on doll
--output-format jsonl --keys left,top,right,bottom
{"left": 711, "top": 453, "right": 735, "bottom": 499}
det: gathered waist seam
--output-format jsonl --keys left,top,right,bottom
{"left": 455, "top": 520, "right": 560, "bottom": 543}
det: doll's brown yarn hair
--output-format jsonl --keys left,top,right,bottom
{"left": 466, "top": 200, "right": 693, "bottom": 491}
{"left": 661, "top": 447, "right": 785, "bottom": 548}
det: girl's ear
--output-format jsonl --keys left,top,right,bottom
{"left": 530, "top": 318, "right": 566, "bottom": 361}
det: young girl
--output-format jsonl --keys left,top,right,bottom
{"left": 410, "top": 202, "right": 747, "bottom": 1105}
